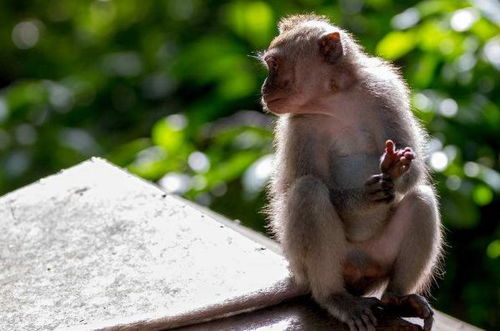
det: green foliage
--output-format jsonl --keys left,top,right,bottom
{"left": 0, "top": 0, "right": 498, "bottom": 328}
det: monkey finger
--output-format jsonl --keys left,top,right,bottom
{"left": 381, "top": 154, "right": 398, "bottom": 173}
{"left": 369, "top": 190, "right": 395, "bottom": 203}
{"left": 367, "top": 187, "right": 386, "bottom": 195}
{"left": 381, "top": 180, "right": 394, "bottom": 189}
{"left": 365, "top": 174, "right": 383, "bottom": 186}
{"left": 400, "top": 157, "right": 412, "bottom": 166}
{"left": 403, "top": 151, "right": 415, "bottom": 160}
{"left": 385, "top": 140, "right": 395, "bottom": 154}
{"left": 380, "top": 153, "right": 390, "bottom": 168}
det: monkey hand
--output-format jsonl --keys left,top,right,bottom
{"left": 380, "top": 140, "right": 415, "bottom": 180}
{"left": 365, "top": 174, "right": 395, "bottom": 203}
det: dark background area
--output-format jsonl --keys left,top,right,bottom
{"left": 0, "top": 0, "right": 498, "bottom": 328}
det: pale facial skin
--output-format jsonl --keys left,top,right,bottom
{"left": 262, "top": 15, "right": 442, "bottom": 331}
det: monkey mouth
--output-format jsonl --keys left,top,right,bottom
{"left": 262, "top": 96, "right": 284, "bottom": 107}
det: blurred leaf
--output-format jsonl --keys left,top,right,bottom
{"left": 152, "top": 118, "right": 185, "bottom": 154}
{"left": 226, "top": 1, "right": 274, "bottom": 47}
{"left": 205, "top": 151, "right": 261, "bottom": 187}
{"left": 416, "top": 0, "right": 455, "bottom": 17}
{"left": 412, "top": 53, "right": 438, "bottom": 87}
{"left": 442, "top": 194, "right": 480, "bottom": 228}
{"left": 376, "top": 30, "right": 417, "bottom": 59}
{"left": 486, "top": 239, "right": 500, "bottom": 259}
{"left": 106, "top": 138, "right": 151, "bottom": 166}
{"left": 470, "top": 18, "right": 500, "bottom": 41}
{"left": 218, "top": 70, "right": 256, "bottom": 100}
{"left": 472, "top": 184, "right": 493, "bottom": 206}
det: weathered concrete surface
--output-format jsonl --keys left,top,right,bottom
{"left": 0, "top": 158, "right": 303, "bottom": 330}
{"left": 0, "top": 158, "right": 481, "bottom": 331}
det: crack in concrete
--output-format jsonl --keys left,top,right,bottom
{"left": 7, "top": 201, "right": 17, "bottom": 222}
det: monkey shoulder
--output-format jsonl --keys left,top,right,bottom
{"left": 357, "top": 60, "right": 410, "bottom": 106}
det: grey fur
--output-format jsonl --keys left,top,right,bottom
{"left": 262, "top": 15, "right": 444, "bottom": 331}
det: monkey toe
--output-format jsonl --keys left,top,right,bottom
{"left": 401, "top": 294, "right": 433, "bottom": 320}
{"left": 348, "top": 313, "right": 377, "bottom": 331}
{"left": 341, "top": 297, "right": 382, "bottom": 331}
{"left": 381, "top": 294, "right": 434, "bottom": 330}
{"left": 404, "top": 295, "right": 433, "bottom": 331}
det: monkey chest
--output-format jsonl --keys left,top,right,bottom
{"left": 328, "top": 153, "right": 380, "bottom": 189}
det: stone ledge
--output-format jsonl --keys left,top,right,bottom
{"left": 0, "top": 158, "right": 481, "bottom": 330}
{"left": 0, "top": 158, "right": 302, "bottom": 330}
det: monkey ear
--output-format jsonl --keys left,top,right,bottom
{"left": 318, "top": 32, "right": 343, "bottom": 63}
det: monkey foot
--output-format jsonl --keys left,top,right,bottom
{"left": 380, "top": 294, "right": 434, "bottom": 331}
{"left": 330, "top": 295, "right": 383, "bottom": 331}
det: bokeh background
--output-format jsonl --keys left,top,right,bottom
{"left": 0, "top": 0, "right": 498, "bottom": 328}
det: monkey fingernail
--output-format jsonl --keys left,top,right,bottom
{"left": 385, "top": 140, "right": 394, "bottom": 150}
{"left": 403, "top": 151, "right": 415, "bottom": 159}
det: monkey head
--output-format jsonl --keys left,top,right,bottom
{"left": 260, "top": 15, "right": 359, "bottom": 115}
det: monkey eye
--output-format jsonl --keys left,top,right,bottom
{"left": 265, "top": 56, "right": 279, "bottom": 71}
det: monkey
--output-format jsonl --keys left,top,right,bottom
{"left": 260, "top": 15, "right": 443, "bottom": 331}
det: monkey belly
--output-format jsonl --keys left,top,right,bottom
{"left": 341, "top": 205, "right": 392, "bottom": 242}
{"left": 342, "top": 249, "right": 389, "bottom": 296}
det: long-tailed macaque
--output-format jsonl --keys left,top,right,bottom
{"left": 261, "top": 15, "right": 443, "bottom": 331}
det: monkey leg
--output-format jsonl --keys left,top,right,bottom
{"left": 283, "top": 175, "right": 381, "bottom": 331}
{"left": 380, "top": 185, "right": 441, "bottom": 331}
{"left": 282, "top": 175, "right": 347, "bottom": 290}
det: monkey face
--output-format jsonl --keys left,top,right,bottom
{"left": 260, "top": 51, "right": 295, "bottom": 114}
{"left": 260, "top": 22, "right": 346, "bottom": 116}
